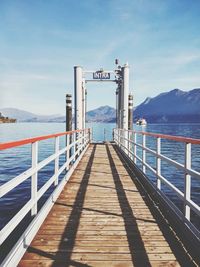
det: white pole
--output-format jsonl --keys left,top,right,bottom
{"left": 119, "top": 82, "right": 124, "bottom": 129}
{"left": 122, "top": 63, "right": 129, "bottom": 130}
{"left": 156, "top": 137, "right": 161, "bottom": 189}
{"left": 54, "top": 136, "right": 59, "bottom": 186}
{"left": 82, "top": 78, "right": 86, "bottom": 129}
{"left": 121, "top": 63, "right": 129, "bottom": 151}
{"left": 31, "top": 141, "right": 38, "bottom": 216}
{"left": 142, "top": 134, "right": 146, "bottom": 173}
{"left": 116, "top": 88, "right": 118, "bottom": 128}
{"left": 184, "top": 142, "right": 191, "bottom": 221}
{"left": 74, "top": 66, "right": 83, "bottom": 130}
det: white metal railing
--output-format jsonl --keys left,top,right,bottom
{"left": 113, "top": 128, "right": 200, "bottom": 236}
{"left": 0, "top": 128, "right": 91, "bottom": 266}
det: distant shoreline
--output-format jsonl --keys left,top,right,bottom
{"left": 0, "top": 113, "right": 16, "bottom": 124}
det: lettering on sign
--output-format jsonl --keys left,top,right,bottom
{"left": 93, "top": 72, "right": 110, "bottom": 80}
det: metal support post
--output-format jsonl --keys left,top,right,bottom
{"left": 128, "top": 131, "right": 131, "bottom": 158}
{"left": 31, "top": 141, "right": 38, "bottom": 216}
{"left": 156, "top": 137, "right": 161, "bottom": 190}
{"left": 184, "top": 142, "right": 191, "bottom": 221}
{"left": 142, "top": 134, "right": 146, "bottom": 173}
{"left": 74, "top": 66, "right": 83, "bottom": 130}
{"left": 134, "top": 132, "right": 137, "bottom": 164}
{"left": 116, "top": 89, "right": 118, "bottom": 128}
{"left": 118, "top": 85, "right": 122, "bottom": 128}
{"left": 82, "top": 79, "right": 86, "bottom": 129}
{"left": 73, "top": 132, "right": 76, "bottom": 161}
{"left": 66, "top": 134, "right": 70, "bottom": 171}
{"left": 54, "top": 136, "right": 59, "bottom": 186}
{"left": 66, "top": 94, "right": 72, "bottom": 131}
{"left": 122, "top": 63, "right": 129, "bottom": 130}
{"left": 128, "top": 94, "right": 133, "bottom": 130}
{"left": 66, "top": 94, "right": 72, "bottom": 168}
{"left": 121, "top": 64, "right": 129, "bottom": 153}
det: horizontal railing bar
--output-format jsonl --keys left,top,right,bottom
{"left": 0, "top": 132, "right": 90, "bottom": 198}
{"left": 119, "top": 140, "right": 200, "bottom": 216}
{"left": 187, "top": 199, "right": 200, "bottom": 217}
{"left": 0, "top": 167, "right": 33, "bottom": 198}
{"left": 0, "top": 199, "right": 34, "bottom": 245}
{"left": 116, "top": 135, "right": 188, "bottom": 203}
{"left": 37, "top": 148, "right": 78, "bottom": 200}
{"left": 136, "top": 142, "right": 186, "bottom": 171}
{"left": 37, "top": 140, "right": 87, "bottom": 200}
{"left": 128, "top": 130, "right": 200, "bottom": 145}
{"left": 1, "top": 142, "right": 89, "bottom": 267}
{"left": 37, "top": 146, "right": 79, "bottom": 200}
{"left": 114, "top": 128, "right": 200, "bottom": 226}
{"left": 37, "top": 174, "right": 57, "bottom": 201}
{"left": 0, "top": 132, "right": 89, "bottom": 245}
{"left": 0, "top": 129, "right": 88, "bottom": 150}
{"left": 0, "top": 145, "right": 69, "bottom": 198}
{"left": 119, "top": 135, "right": 200, "bottom": 181}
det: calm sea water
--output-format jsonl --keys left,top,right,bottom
{"left": 0, "top": 122, "right": 200, "bottom": 261}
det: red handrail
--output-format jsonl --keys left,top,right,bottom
{"left": 131, "top": 130, "right": 200, "bottom": 145}
{"left": 0, "top": 129, "right": 87, "bottom": 150}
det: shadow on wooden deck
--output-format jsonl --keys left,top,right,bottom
{"left": 112, "top": 144, "right": 196, "bottom": 267}
{"left": 24, "top": 143, "right": 196, "bottom": 267}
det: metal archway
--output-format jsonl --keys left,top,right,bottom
{"left": 74, "top": 60, "right": 133, "bottom": 131}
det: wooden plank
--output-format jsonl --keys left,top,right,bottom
{"left": 18, "top": 260, "right": 181, "bottom": 267}
{"left": 31, "top": 239, "right": 172, "bottom": 247}
{"left": 21, "top": 251, "right": 177, "bottom": 261}
{"left": 19, "top": 143, "right": 193, "bottom": 267}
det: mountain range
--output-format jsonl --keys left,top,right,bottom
{"left": 134, "top": 88, "right": 200, "bottom": 123}
{"left": 1, "top": 88, "right": 200, "bottom": 123}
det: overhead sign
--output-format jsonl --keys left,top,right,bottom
{"left": 93, "top": 72, "right": 110, "bottom": 80}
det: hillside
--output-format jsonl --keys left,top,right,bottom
{"left": 0, "top": 106, "right": 115, "bottom": 123}
{"left": 86, "top": 105, "right": 116, "bottom": 122}
{"left": 0, "top": 108, "right": 62, "bottom": 122}
{"left": 134, "top": 88, "right": 200, "bottom": 123}
{"left": 1, "top": 88, "right": 200, "bottom": 123}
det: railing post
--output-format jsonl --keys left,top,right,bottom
{"left": 128, "top": 131, "right": 131, "bottom": 158}
{"left": 142, "top": 134, "right": 146, "bottom": 173}
{"left": 118, "top": 129, "right": 120, "bottom": 147}
{"left": 78, "top": 131, "right": 81, "bottom": 156}
{"left": 82, "top": 130, "right": 84, "bottom": 150}
{"left": 133, "top": 132, "right": 137, "bottom": 164}
{"left": 66, "top": 134, "right": 70, "bottom": 170}
{"left": 81, "top": 130, "right": 84, "bottom": 151}
{"left": 73, "top": 132, "right": 76, "bottom": 161}
{"left": 184, "top": 142, "right": 191, "bottom": 221}
{"left": 156, "top": 137, "right": 161, "bottom": 190}
{"left": 31, "top": 141, "right": 38, "bottom": 216}
{"left": 130, "top": 131, "right": 133, "bottom": 161}
{"left": 121, "top": 129, "right": 123, "bottom": 149}
{"left": 85, "top": 129, "right": 87, "bottom": 146}
{"left": 54, "top": 136, "right": 59, "bottom": 186}
{"left": 124, "top": 130, "right": 128, "bottom": 154}
{"left": 88, "top": 128, "right": 90, "bottom": 144}
{"left": 89, "top": 128, "right": 92, "bottom": 143}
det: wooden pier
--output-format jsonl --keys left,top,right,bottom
{"left": 19, "top": 144, "right": 195, "bottom": 267}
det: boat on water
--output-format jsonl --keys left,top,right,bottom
{"left": 136, "top": 118, "right": 147, "bottom": 126}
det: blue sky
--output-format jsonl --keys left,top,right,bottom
{"left": 1, "top": 0, "right": 200, "bottom": 115}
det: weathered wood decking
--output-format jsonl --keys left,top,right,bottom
{"left": 19, "top": 144, "right": 195, "bottom": 267}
